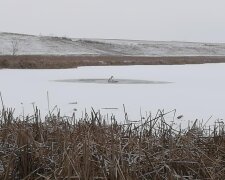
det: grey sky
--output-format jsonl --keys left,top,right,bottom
{"left": 0, "top": 0, "right": 225, "bottom": 42}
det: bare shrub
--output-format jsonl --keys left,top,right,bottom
{"left": 11, "top": 39, "right": 19, "bottom": 56}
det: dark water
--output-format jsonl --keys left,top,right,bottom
{"left": 55, "top": 78, "right": 172, "bottom": 84}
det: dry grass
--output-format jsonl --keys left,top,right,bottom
{"left": 0, "top": 55, "right": 225, "bottom": 69}
{"left": 0, "top": 107, "right": 225, "bottom": 179}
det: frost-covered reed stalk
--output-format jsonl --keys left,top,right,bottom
{"left": 0, "top": 107, "right": 225, "bottom": 179}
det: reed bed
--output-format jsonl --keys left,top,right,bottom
{"left": 0, "top": 107, "right": 225, "bottom": 179}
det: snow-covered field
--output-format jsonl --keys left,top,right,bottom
{"left": 1, "top": 32, "right": 225, "bottom": 56}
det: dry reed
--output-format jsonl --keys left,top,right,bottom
{"left": 0, "top": 107, "right": 225, "bottom": 179}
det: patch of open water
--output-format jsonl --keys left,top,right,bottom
{"left": 55, "top": 78, "right": 171, "bottom": 84}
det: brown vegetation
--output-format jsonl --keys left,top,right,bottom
{"left": 0, "top": 107, "right": 225, "bottom": 179}
{"left": 0, "top": 55, "right": 225, "bottom": 69}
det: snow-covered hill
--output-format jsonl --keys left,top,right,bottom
{"left": 0, "top": 32, "right": 225, "bottom": 56}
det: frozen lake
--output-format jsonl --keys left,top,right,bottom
{"left": 0, "top": 64, "right": 225, "bottom": 125}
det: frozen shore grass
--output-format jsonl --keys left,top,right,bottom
{"left": 0, "top": 107, "right": 225, "bottom": 179}
{"left": 1, "top": 55, "right": 225, "bottom": 69}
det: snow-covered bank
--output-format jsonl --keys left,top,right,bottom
{"left": 1, "top": 32, "right": 225, "bottom": 56}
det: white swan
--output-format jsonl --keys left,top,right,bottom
{"left": 108, "top": 76, "right": 118, "bottom": 83}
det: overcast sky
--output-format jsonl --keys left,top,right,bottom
{"left": 0, "top": 0, "right": 225, "bottom": 42}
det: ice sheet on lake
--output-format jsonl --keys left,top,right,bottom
{"left": 0, "top": 64, "right": 225, "bottom": 126}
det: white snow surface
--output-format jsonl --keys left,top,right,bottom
{"left": 1, "top": 32, "right": 225, "bottom": 56}
{"left": 1, "top": 64, "right": 225, "bottom": 123}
